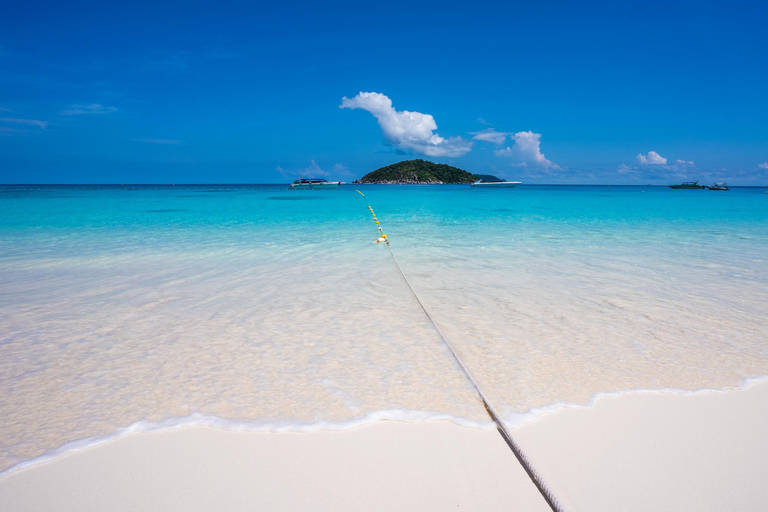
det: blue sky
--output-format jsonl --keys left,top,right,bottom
{"left": 1, "top": 0, "right": 767, "bottom": 184}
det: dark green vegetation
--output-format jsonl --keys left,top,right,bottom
{"left": 355, "top": 159, "right": 498, "bottom": 184}
{"left": 669, "top": 181, "right": 705, "bottom": 189}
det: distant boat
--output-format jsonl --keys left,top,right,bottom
{"left": 471, "top": 179, "right": 522, "bottom": 188}
{"left": 707, "top": 182, "right": 729, "bottom": 191}
{"left": 289, "top": 178, "right": 341, "bottom": 190}
{"left": 669, "top": 181, "right": 704, "bottom": 189}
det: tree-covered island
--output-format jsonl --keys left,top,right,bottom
{"left": 353, "top": 159, "right": 499, "bottom": 184}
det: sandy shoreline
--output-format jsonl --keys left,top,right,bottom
{"left": 0, "top": 421, "right": 548, "bottom": 512}
{"left": 2, "top": 381, "right": 767, "bottom": 511}
{"left": 513, "top": 379, "right": 768, "bottom": 511}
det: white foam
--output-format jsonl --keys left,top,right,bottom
{"left": 5, "top": 376, "right": 768, "bottom": 480}
{"left": 500, "top": 375, "right": 768, "bottom": 428}
{"left": 0, "top": 409, "right": 495, "bottom": 480}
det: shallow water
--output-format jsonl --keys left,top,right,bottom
{"left": 1, "top": 184, "right": 767, "bottom": 474}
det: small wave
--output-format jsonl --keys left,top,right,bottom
{"left": 0, "top": 410, "right": 494, "bottom": 480}
{"left": 501, "top": 375, "right": 768, "bottom": 428}
{"left": 5, "top": 376, "right": 767, "bottom": 480}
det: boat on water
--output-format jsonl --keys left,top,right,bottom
{"left": 471, "top": 179, "right": 522, "bottom": 188}
{"left": 707, "top": 182, "right": 729, "bottom": 190}
{"left": 669, "top": 181, "right": 704, "bottom": 189}
{"left": 289, "top": 178, "right": 342, "bottom": 190}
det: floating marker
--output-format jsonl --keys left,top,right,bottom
{"left": 357, "top": 189, "right": 390, "bottom": 247}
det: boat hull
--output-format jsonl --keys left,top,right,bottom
{"left": 471, "top": 181, "right": 521, "bottom": 188}
{"left": 669, "top": 185, "right": 704, "bottom": 189}
{"left": 289, "top": 183, "right": 340, "bottom": 190}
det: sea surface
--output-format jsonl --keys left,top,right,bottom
{"left": 1, "top": 184, "right": 767, "bottom": 475}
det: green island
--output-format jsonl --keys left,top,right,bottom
{"left": 353, "top": 159, "right": 498, "bottom": 184}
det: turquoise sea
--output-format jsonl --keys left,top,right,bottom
{"left": 1, "top": 184, "right": 767, "bottom": 474}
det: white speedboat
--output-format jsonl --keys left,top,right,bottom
{"left": 471, "top": 179, "right": 522, "bottom": 188}
{"left": 289, "top": 178, "right": 342, "bottom": 190}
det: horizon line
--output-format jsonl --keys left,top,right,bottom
{"left": 2, "top": 183, "right": 767, "bottom": 188}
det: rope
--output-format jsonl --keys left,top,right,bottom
{"left": 356, "top": 190, "right": 564, "bottom": 512}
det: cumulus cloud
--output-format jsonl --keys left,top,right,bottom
{"left": 276, "top": 160, "right": 331, "bottom": 180}
{"left": 618, "top": 151, "right": 701, "bottom": 180}
{"left": 332, "top": 163, "right": 354, "bottom": 179}
{"left": 636, "top": 151, "right": 667, "bottom": 165}
{"left": 339, "top": 92, "right": 471, "bottom": 157}
{"left": 471, "top": 128, "right": 508, "bottom": 144}
{"left": 759, "top": 163, "right": 768, "bottom": 169}
{"left": 0, "top": 117, "right": 47, "bottom": 129}
{"left": 60, "top": 103, "right": 118, "bottom": 115}
{"left": 495, "top": 131, "right": 560, "bottom": 169}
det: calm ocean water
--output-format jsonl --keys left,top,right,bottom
{"left": 1, "top": 184, "right": 767, "bottom": 474}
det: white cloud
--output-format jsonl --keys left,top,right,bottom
{"left": 471, "top": 128, "right": 508, "bottom": 144}
{"left": 618, "top": 152, "right": 701, "bottom": 180}
{"left": 339, "top": 92, "right": 471, "bottom": 157}
{"left": 332, "top": 163, "right": 354, "bottom": 179}
{"left": 275, "top": 166, "right": 291, "bottom": 180}
{"left": 0, "top": 106, "right": 11, "bottom": 112}
{"left": 303, "top": 160, "right": 330, "bottom": 177}
{"left": 759, "top": 163, "right": 768, "bottom": 169}
{"left": 0, "top": 117, "right": 47, "bottom": 129}
{"left": 60, "top": 104, "right": 118, "bottom": 115}
{"left": 133, "top": 138, "right": 183, "bottom": 145}
{"left": 636, "top": 151, "right": 667, "bottom": 165}
{"left": 276, "top": 160, "right": 331, "bottom": 180}
{"left": 495, "top": 131, "right": 560, "bottom": 169}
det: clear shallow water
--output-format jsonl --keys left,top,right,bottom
{"left": 1, "top": 184, "right": 767, "bottom": 474}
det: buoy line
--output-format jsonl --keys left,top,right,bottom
{"left": 356, "top": 190, "right": 564, "bottom": 512}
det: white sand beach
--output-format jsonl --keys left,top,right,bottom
{"left": 513, "top": 379, "right": 768, "bottom": 511}
{"left": 2, "top": 380, "right": 767, "bottom": 511}
{"left": 0, "top": 421, "right": 548, "bottom": 512}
